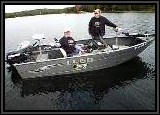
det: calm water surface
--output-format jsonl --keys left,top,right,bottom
{"left": 5, "top": 13, "right": 155, "bottom": 110}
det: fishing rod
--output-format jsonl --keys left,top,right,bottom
{"left": 121, "top": 30, "right": 155, "bottom": 37}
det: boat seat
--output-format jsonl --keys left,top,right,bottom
{"left": 59, "top": 48, "right": 67, "bottom": 57}
{"left": 47, "top": 48, "right": 66, "bottom": 59}
{"left": 36, "top": 52, "right": 48, "bottom": 62}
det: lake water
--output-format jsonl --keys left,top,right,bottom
{"left": 5, "top": 13, "right": 155, "bottom": 111}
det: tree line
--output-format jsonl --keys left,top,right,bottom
{"left": 5, "top": 5, "right": 155, "bottom": 18}
{"left": 80, "top": 5, "right": 155, "bottom": 12}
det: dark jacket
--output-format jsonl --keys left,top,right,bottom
{"left": 89, "top": 16, "right": 117, "bottom": 36}
{"left": 59, "top": 36, "right": 76, "bottom": 54}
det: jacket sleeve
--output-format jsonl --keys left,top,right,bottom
{"left": 88, "top": 18, "right": 93, "bottom": 35}
{"left": 59, "top": 38, "right": 62, "bottom": 46}
{"left": 59, "top": 37, "right": 67, "bottom": 47}
{"left": 72, "top": 37, "right": 76, "bottom": 45}
{"left": 104, "top": 17, "right": 117, "bottom": 28}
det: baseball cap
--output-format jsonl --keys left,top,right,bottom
{"left": 63, "top": 27, "right": 71, "bottom": 33}
{"left": 94, "top": 9, "right": 101, "bottom": 13}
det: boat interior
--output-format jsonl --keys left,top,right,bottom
{"left": 6, "top": 36, "right": 145, "bottom": 64}
{"left": 76, "top": 36, "right": 145, "bottom": 47}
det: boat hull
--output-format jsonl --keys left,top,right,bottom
{"left": 13, "top": 38, "right": 154, "bottom": 79}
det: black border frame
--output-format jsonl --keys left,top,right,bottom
{"left": 1, "top": 0, "right": 159, "bottom": 114}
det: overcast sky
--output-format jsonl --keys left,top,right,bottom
{"left": 5, "top": 5, "right": 75, "bottom": 13}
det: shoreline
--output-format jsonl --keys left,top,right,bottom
{"left": 5, "top": 11, "right": 155, "bottom": 19}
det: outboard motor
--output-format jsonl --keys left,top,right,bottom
{"left": 6, "top": 52, "right": 28, "bottom": 65}
{"left": 6, "top": 40, "right": 31, "bottom": 65}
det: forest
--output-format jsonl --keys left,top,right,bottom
{"left": 5, "top": 5, "right": 155, "bottom": 18}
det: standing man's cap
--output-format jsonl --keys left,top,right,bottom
{"left": 94, "top": 9, "right": 101, "bottom": 13}
{"left": 63, "top": 27, "right": 71, "bottom": 33}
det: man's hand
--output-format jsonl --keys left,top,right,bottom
{"left": 113, "top": 27, "right": 123, "bottom": 33}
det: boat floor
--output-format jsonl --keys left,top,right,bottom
{"left": 75, "top": 45, "right": 130, "bottom": 56}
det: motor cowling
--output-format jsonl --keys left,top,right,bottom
{"left": 6, "top": 53, "right": 28, "bottom": 65}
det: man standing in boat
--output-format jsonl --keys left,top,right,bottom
{"left": 88, "top": 9, "right": 121, "bottom": 48}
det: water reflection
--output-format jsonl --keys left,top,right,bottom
{"left": 9, "top": 57, "right": 154, "bottom": 110}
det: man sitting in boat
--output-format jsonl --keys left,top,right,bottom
{"left": 59, "top": 28, "right": 84, "bottom": 57}
{"left": 88, "top": 9, "right": 122, "bottom": 49}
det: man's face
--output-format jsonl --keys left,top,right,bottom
{"left": 64, "top": 31, "right": 71, "bottom": 37}
{"left": 94, "top": 11, "right": 100, "bottom": 18}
